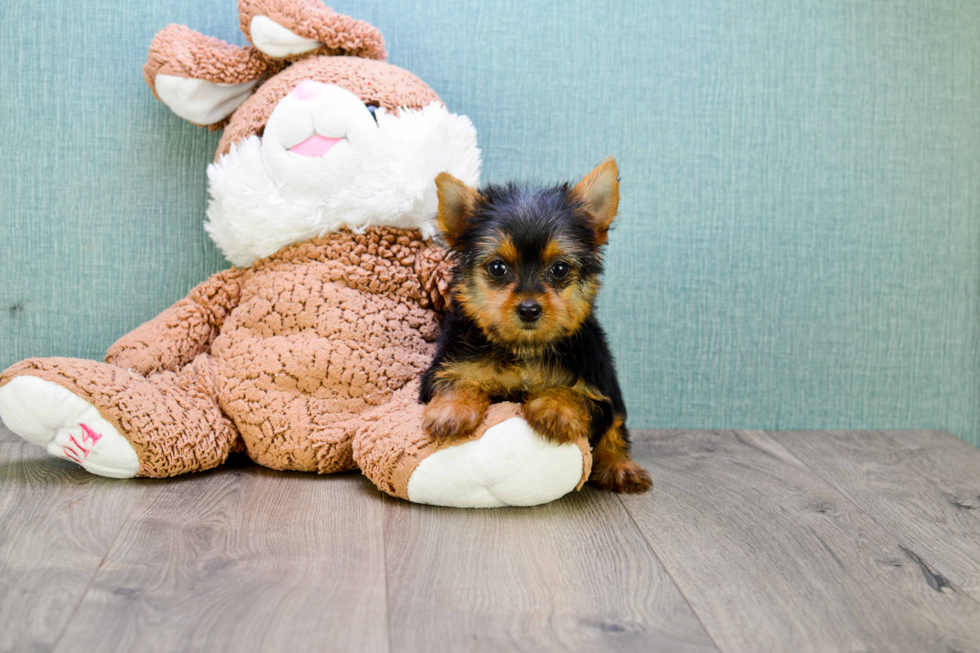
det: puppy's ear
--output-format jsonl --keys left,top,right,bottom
{"left": 435, "top": 173, "right": 480, "bottom": 247}
{"left": 572, "top": 157, "right": 620, "bottom": 246}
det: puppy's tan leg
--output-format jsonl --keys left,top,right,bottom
{"left": 522, "top": 387, "right": 593, "bottom": 445}
{"left": 590, "top": 416, "right": 652, "bottom": 493}
{"left": 422, "top": 385, "right": 490, "bottom": 441}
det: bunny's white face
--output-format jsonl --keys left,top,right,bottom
{"left": 204, "top": 81, "right": 482, "bottom": 267}
{"left": 146, "top": 5, "right": 477, "bottom": 267}
{"left": 261, "top": 81, "right": 382, "bottom": 195}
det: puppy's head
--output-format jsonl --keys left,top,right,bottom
{"left": 435, "top": 158, "right": 620, "bottom": 350}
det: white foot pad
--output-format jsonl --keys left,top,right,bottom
{"left": 0, "top": 376, "right": 139, "bottom": 478}
{"left": 406, "top": 417, "right": 585, "bottom": 508}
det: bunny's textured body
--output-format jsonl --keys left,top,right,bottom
{"left": 4, "top": 230, "right": 449, "bottom": 476}
{"left": 0, "top": 0, "right": 592, "bottom": 508}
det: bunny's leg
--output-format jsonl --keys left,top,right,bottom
{"left": 352, "top": 382, "right": 592, "bottom": 508}
{"left": 0, "top": 355, "right": 239, "bottom": 478}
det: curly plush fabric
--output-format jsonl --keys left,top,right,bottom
{"left": 143, "top": 24, "right": 271, "bottom": 93}
{"left": 211, "top": 228, "right": 449, "bottom": 473}
{"left": 215, "top": 57, "right": 441, "bottom": 159}
{"left": 143, "top": 0, "right": 397, "bottom": 133}
{"left": 353, "top": 395, "right": 592, "bottom": 500}
{"left": 0, "top": 225, "right": 591, "bottom": 494}
{"left": 238, "top": 0, "right": 387, "bottom": 61}
{"left": 0, "top": 355, "right": 240, "bottom": 477}
{"left": 0, "top": 227, "right": 456, "bottom": 478}
{"left": 0, "top": 0, "right": 593, "bottom": 506}
{"left": 106, "top": 268, "right": 246, "bottom": 376}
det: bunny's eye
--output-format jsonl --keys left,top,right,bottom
{"left": 365, "top": 103, "right": 379, "bottom": 123}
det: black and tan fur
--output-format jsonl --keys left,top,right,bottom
{"left": 420, "top": 158, "right": 651, "bottom": 493}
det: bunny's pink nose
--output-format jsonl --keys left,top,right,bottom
{"left": 292, "top": 80, "right": 328, "bottom": 102}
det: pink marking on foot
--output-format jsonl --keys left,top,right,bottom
{"left": 289, "top": 134, "right": 343, "bottom": 157}
{"left": 69, "top": 434, "right": 90, "bottom": 458}
{"left": 60, "top": 424, "right": 102, "bottom": 464}
{"left": 80, "top": 423, "right": 102, "bottom": 446}
{"left": 62, "top": 446, "right": 83, "bottom": 464}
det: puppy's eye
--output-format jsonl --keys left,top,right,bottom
{"left": 365, "top": 103, "right": 379, "bottom": 123}
{"left": 551, "top": 261, "right": 570, "bottom": 278}
{"left": 487, "top": 260, "right": 508, "bottom": 278}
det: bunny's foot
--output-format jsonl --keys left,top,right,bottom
{"left": 0, "top": 375, "right": 138, "bottom": 478}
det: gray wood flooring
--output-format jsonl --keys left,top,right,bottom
{"left": 2, "top": 423, "right": 979, "bottom": 653}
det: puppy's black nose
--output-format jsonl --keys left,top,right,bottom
{"left": 517, "top": 301, "right": 543, "bottom": 323}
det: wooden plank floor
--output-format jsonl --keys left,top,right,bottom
{"left": 2, "top": 423, "right": 979, "bottom": 653}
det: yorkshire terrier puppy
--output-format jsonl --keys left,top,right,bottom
{"left": 420, "top": 158, "right": 652, "bottom": 493}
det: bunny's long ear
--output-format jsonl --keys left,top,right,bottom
{"left": 239, "top": 0, "right": 386, "bottom": 61}
{"left": 144, "top": 24, "right": 268, "bottom": 127}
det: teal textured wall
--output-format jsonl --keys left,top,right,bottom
{"left": 1, "top": 0, "right": 978, "bottom": 444}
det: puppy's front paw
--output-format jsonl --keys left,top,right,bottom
{"left": 591, "top": 459, "right": 653, "bottom": 494}
{"left": 422, "top": 389, "right": 488, "bottom": 441}
{"left": 522, "top": 391, "right": 591, "bottom": 445}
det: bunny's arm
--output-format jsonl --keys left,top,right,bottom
{"left": 105, "top": 268, "right": 246, "bottom": 376}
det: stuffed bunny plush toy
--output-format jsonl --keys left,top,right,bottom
{"left": 0, "top": 0, "right": 591, "bottom": 507}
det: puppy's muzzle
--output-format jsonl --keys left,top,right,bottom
{"left": 517, "top": 300, "right": 543, "bottom": 324}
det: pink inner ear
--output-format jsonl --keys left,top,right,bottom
{"left": 289, "top": 135, "right": 343, "bottom": 157}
